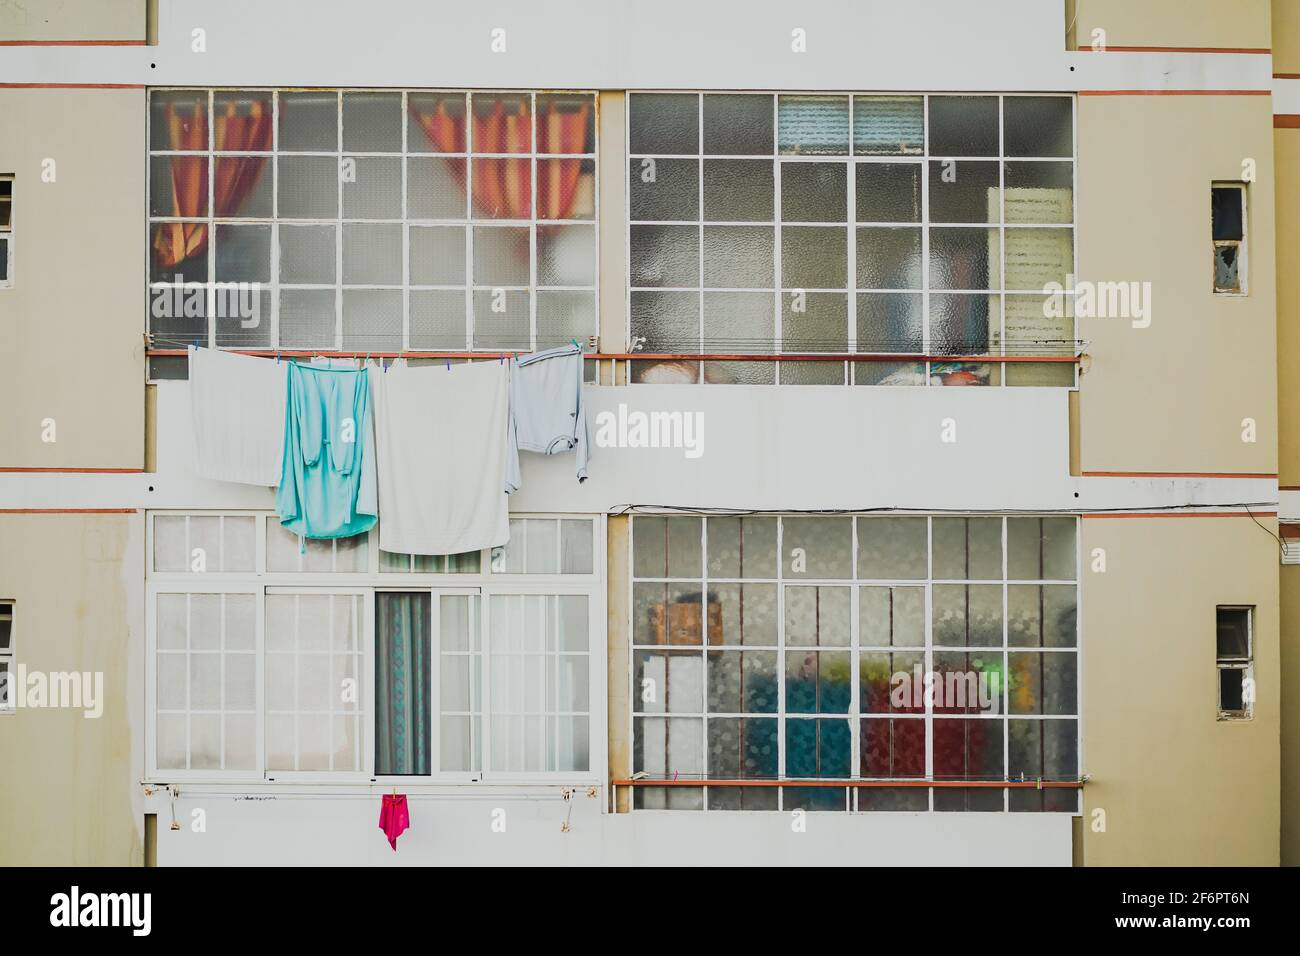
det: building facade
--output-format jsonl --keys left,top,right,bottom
{"left": 0, "top": 0, "right": 1292, "bottom": 866}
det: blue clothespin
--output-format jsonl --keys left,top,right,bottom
{"left": 276, "top": 350, "right": 280, "bottom": 365}
{"left": 571, "top": 338, "right": 580, "bottom": 351}
{"left": 446, "top": 358, "right": 451, "bottom": 372}
{"left": 499, "top": 353, "right": 504, "bottom": 365}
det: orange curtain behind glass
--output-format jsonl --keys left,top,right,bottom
{"left": 410, "top": 99, "right": 589, "bottom": 220}
{"left": 152, "top": 99, "right": 272, "bottom": 271}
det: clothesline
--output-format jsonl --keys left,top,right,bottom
{"left": 151, "top": 348, "right": 1082, "bottom": 363}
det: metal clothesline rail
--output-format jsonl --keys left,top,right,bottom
{"left": 146, "top": 348, "right": 1083, "bottom": 364}
{"left": 612, "top": 778, "right": 1085, "bottom": 789}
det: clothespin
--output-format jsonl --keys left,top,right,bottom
{"left": 499, "top": 353, "right": 504, "bottom": 365}
{"left": 446, "top": 358, "right": 451, "bottom": 372}
{"left": 276, "top": 350, "right": 280, "bottom": 365}
{"left": 1036, "top": 776, "right": 1043, "bottom": 791}
{"left": 571, "top": 337, "right": 580, "bottom": 350}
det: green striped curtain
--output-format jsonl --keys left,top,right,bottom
{"left": 375, "top": 592, "right": 431, "bottom": 775}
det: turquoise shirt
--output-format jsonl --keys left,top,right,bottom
{"left": 276, "top": 362, "right": 378, "bottom": 540}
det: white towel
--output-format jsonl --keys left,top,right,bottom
{"left": 188, "top": 346, "right": 287, "bottom": 486}
{"left": 368, "top": 360, "right": 511, "bottom": 555}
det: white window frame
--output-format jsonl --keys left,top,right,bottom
{"left": 624, "top": 92, "right": 1078, "bottom": 388}
{"left": 626, "top": 512, "right": 1082, "bottom": 813}
{"left": 145, "top": 510, "right": 606, "bottom": 788}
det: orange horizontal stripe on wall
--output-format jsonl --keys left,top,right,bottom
{"left": 1280, "top": 523, "right": 1300, "bottom": 537}
{"left": 1082, "top": 471, "right": 1277, "bottom": 478}
{"left": 1077, "top": 45, "right": 1270, "bottom": 54}
{"left": 0, "top": 467, "right": 144, "bottom": 473}
{"left": 0, "top": 83, "right": 145, "bottom": 89}
{"left": 1079, "top": 89, "right": 1271, "bottom": 96}
{"left": 1082, "top": 511, "right": 1276, "bottom": 518}
{"left": 0, "top": 508, "right": 137, "bottom": 515}
{"left": 1276, "top": 115, "right": 1300, "bottom": 128}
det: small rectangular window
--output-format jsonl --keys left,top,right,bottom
{"left": 0, "top": 175, "right": 13, "bottom": 288}
{"left": 1211, "top": 184, "right": 1246, "bottom": 294}
{"left": 0, "top": 600, "right": 13, "bottom": 712}
{"left": 1216, "top": 605, "right": 1253, "bottom": 719}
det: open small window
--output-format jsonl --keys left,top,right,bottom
{"left": 1216, "top": 605, "right": 1253, "bottom": 720}
{"left": 1211, "top": 183, "right": 1246, "bottom": 294}
{"left": 0, "top": 176, "right": 12, "bottom": 288}
{"left": 0, "top": 601, "right": 13, "bottom": 712}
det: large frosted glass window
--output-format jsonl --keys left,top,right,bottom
{"left": 628, "top": 93, "right": 1075, "bottom": 387}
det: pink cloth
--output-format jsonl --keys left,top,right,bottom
{"left": 379, "top": 794, "right": 410, "bottom": 851}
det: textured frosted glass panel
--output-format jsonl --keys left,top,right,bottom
{"left": 1005, "top": 228, "right": 1072, "bottom": 291}
{"left": 785, "top": 586, "right": 851, "bottom": 648}
{"left": 856, "top": 162, "right": 921, "bottom": 223}
{"left": 630, "top": 291, "right": 699, "bottom": 351}
{"left": 278, "top": 155, "right": 338, "bottom": 219}
{"left": 1009, "top": 517, "right": 1076, "bottom": 580}
{"left": 779, "top": 95, "right": 850, "bottom": 155}
{"left": 854, "top": 361, "right": 926, "bottom": 386}
{"left": 279, "top": 289, "right": 336, "bottom": 347}
{"left": 537, "top": 93, "right": 596, "bottom": 153}
{"left": 342, "top": 92, "right": 401, "bottom": 152}
{"left": 278, "top": 91, "right": 336, "bottom": 152}
{"left": 706, "top": 516, "right": 777, "bottom": 579}
{"left": 279, "top": 224, "right": 336, "bottom": 284}
{"left": 857, "top": 517, "right": 927, "bottom": 579}
{"left": 151, "top": 89, "right": 209, "bottom": 150}
{"left": 629, "top": 93, "right": 698, "bottom": 155}
{"left": 707, "top": 717, "right": 779, "bottom": 784}
{"left": 782, "top": 227, "right": 847, "bottom": 290}
{"left": 782, "top": 291, "right": 846, "bottom": 352}
{"left": 857, "top": 292, "right": 922, "bottom": 352}
{"left": 538, "top": 157, "right": 595, "bottom": 220}
{"left": 930, "top": 294, "right": 998, "bottom": 355}
{"left": 929, "top": 228, "right": 999, "bottom": 290}
{"left": 786, "top": 649, "right": 851, "bottom": 714}
{"left": 538, "top": 291, "right": 596, "bottom": 346}
{"left": 153, "top": 516, "right": 187, "bottom": 572}
{"left": 1009, "top": 652, "right": 1076, "bottom": 715}
{"left": 214, "top": 157, "right": 272, "bottom": 218}
{"left": 860, "top": 587, "right": 925, "bottom": 647}
{"left": 406, "top": 156, "right": 467, "bottom": 219}
{"left": 933, "top": 585, "right": 1003, "bottom": 647}
{"left": 929, "top": 96, "right": 999, "bottom": 156}
{"left": 853, "top": 96, "right": 923, "bottom": 155}
{"left": 633, "top": 515, "right": 702, "bottom": 578}
{"left": 782, "top": 517, "right": 852, "bottom": 579}
{"left": 470, "top": 158, "right": 532, "bottom": 219}
{"left": 470, "top": 93, "right": 531, "bottom": 152}
{"left": 1006, "top": 363, "right": 1075, "bottom": 387}
{"left": 779, "top": 362, "right": 844, "bottom": 385}
{"left": 928, "top": 160, "right": 999, "bottom": 224}
{"left": 343, "top": 289, "right": 402, "bottom": 351}
{"left": 1041, "top": 518, "right": 1077, "bottom": 580}
{"left": 215, "top": 224, "right": 270, "bottom": 283}
{"left": 1008, "top": 719, "right": 1077, "bottom": 809}
{"left": 409, "top": 225, "right": 465, "bottom": 285}
{"left": 1009, "top": 585, "right": 1078, "bottom": 648}
{"left": 630, "top": 158, "right": 698, "bottom": 221}
{"left": 703, "top": 226, "right": 773, "bottom": 288}
{"left": 703, "top": 292, "right": 774, "bottom": 352}
{"left": 1005, "top": 162, "right": 1073, "bottom": 224}
{"left": 703, "top": 94, "right": 773, "bottom": 155}
{"left": 710, "top": 584, "right": 778, "bottom": 649}
{"left": 630, "top": 225, "right": 698, "bottom": 288}
{"left": 407, "top": 92, "right": 467, "bottom": 152}
{"left": 409, "top": 290, "right": 466, "bottom": 349}
{"left": 703, "top": 360, "right": 773, "bottom": 385}
{"left": 537, "top": 224, "right": 595, "bottom": 286}
{"left": 635, "top": 716, "right": 704, "bottom": 778}
{"left": 214, "top": 91, "right": 272, "bottom": 150}
{"left": 342, "top": 223, "right": 402, "bottom": 285}
{"left": 856, "top": 227, "right": 922, "bottom": 289}
{"left": 932, "top": 517, "right": 1002, "bottom": 580}
{"left": 559, "top": 520, "right": 593, "bottom": 574}
{"left": 472, "top": 289, "right": 529, "bottom": 350}
{"left": 782, "top": 163, "right": 847, "bottom": 222}
{"left": 1004, "top": 96, "right": 1072, "bottom": 158}
{"left": 472, "top": 226, "right": 529, "bottom": 286}
{"left": 636, "top": 650, "right": 704, "bottom": 714}
{"left": 703, "top": 160, "right": 773, "bottom": 222}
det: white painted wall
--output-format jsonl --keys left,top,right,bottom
{"left": 0, "top": 1, "right": 1270, "bottom": 94}
{"left": 148, "top": 788, "right": 1072, "bottom": 865}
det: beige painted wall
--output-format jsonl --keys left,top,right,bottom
{"left": 0, "top": 0, "right": 145, "bottom": 42}
{"left": 1282, "top": 565, "right": 1300, "bottom": 866}
{"left": 0, "top": 89, "right": 146, "bottom": 469}
{"left": 1081, "top": 516, "right": 1280, "bottom": 865}
{"left": 1077, "top": 95, "right": 1277, "bottom": 474}
{"left": 0, "top": 514, "right": 143, "bottom": 865}
{"left": 1277, "top": 129, "right": 1300, "bottom": 485}
{"left": 1276, "top": 0, "right": 1300, "bottom": 72}
{"left": 1074, "top": 0, "right": 1272, "bottom": 49}
{"left": 606, "top": 515, "right": 631, "bottom": 811}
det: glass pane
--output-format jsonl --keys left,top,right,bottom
{"left": 782, "top": 517, "right": 852, "bottom": 578}
{"left": 342, "top": 223, "right": 402, "bottom": 285}
{"left": 702, "top": 226, "right": 774, "bottom": 288}
{"left": 150, "top": 155, "right": 208, "bottom": 218}
{"left": 342, "top": 156, "right": 402, "bottom": 219}
{"left": 857, "top": 517, "right": 927, "bottom": 579}
{"left": 860, "top": 650, "right": 925, "bottom": 714}
{"left": 710, "top": 583, "right": 778, "bottom": 647}
{"left": 856, "top": 162, "right": 921, "bottom": 223}
{"left": 782, "top": 227, "right": 847, "bottom": 289}
{"left": 1005, "top": 162, "right": 1073, "bottom": 224}
{"left": 933, "top": 585, "right": 1003, "bottom": 648}
{"left": 706, "top": 515, "right": 777, "bottom": 579}
{"left": 782, "top": 292, "right": 847, "bottom": 353}
{"left": 929, "top": 228, "right": 999, "bottom": 290}
{"left": 629, "top": 93, "right": 698, "bottom": 155}
{"left": 635, "top": 716, "right": 703, "bottom": 778}
{"left": 630, "top": 158, "right": 698, "bottom": 221}
{"left": 278, "top": 91, "right": 337, "bottom": 151}
{"left": 857, "top": 292, "right": 922, "bottom": 353}
{"left": 633, "top": 515, "right": 702, "bottom": 578}
{"left": 785, "top": 718, "right": 851, "bottom": 777}
{"left": 538, "top": 157, "right": 594, "bottom": 220}
{"left": 853, "top": 96, "right": 923, "bottom": 155}
{"left": 214, "top": 156, "right": 272, "bottom": 218}
{"left": 1216, "top": 607, "right": 1251, "bottom": 658}
{"left": 279, "top": 224, "right": 336, "bottom": 284}
{"left": 341, "top": 92, "right": 402, "bottom": 152}
{"left": 151, "top": 89, "right": 208, "bottom": 151}
{"left": 782, "top": 162, "right": 847, "bottom": 223}
{"left": 1009, "top": 652, "right": 1076, "bottom": 715}
{"left": 410, "top": 290, "right": 466, "bottom": 349}
{"left": 932, "top": 517, "right": 1002, "bottom": 579}
{"left": 929, "top": 160, "right": 999, "bottom": 224}
{"left": 860, "top": 717, "right": 926, "bottom": 777}
{"left": 703, "top": 159, "right": 773, "bottom": 222}
{"left": 784, "top": 586, "right": 851, "bottom": 648}
{"left": 407, "top": 156, "right": 467, "bottom": 220}
{"left": 409, "top": 225, "right": 465, "bottom": 285}
{"left": 1004, "top": 97, "right": 1072, "bottom": 158}
{"left": 407, "top": 92, "right": 467, "bottom": 153}
{"left": 473, "top": 225, "right": 529, "bottom": 286}
{"left": 928, "top": 96, "right": 999, "bottom": 157}
{"left": 703, "top": 94, "right": 773, "bottom": 155}
{"left": 630, "top": 225, "right": 698, "bottom": 288}
{"left": 1005, "top": 228, "right": 1072, "bottom": 291}
{"left": 930, "top": 294, "right": 998, "bottom": 355}
{"left": 537, "top": 93, "right": 595, "bottom": 154}
{"left": 471, "top": 93, "right": 532, "bottom": 153}
{"left": 856, "top": 227, "right": 922, "bottom": 289}
{"left": 342, "top": 289, "right": 402, "bottom": 352}
{"left": 933, "top": 717, "right": 1003, "bottom": 779}
{"left": 860, "top": 586, "right": 925, "bottom": 647}
{"left": 538, "top": 224, "right": 595, "bottom": 286}
{"left": 703, "top": 292, "right": 773, "bottom": 356}
{"left": 1009, "top": 585, "right": 1078, "bottom": 648}
{"left": 707, "top": 717, "right": 779, "bottom": 779}
{"left": 278, "top": 155, "right": 338, "bottom": 219}
{"left": 778, "top": 95, "right": 849, "bottom": 155}
{"left": 630, "top": 290, "right": 698, "bottom": 351}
